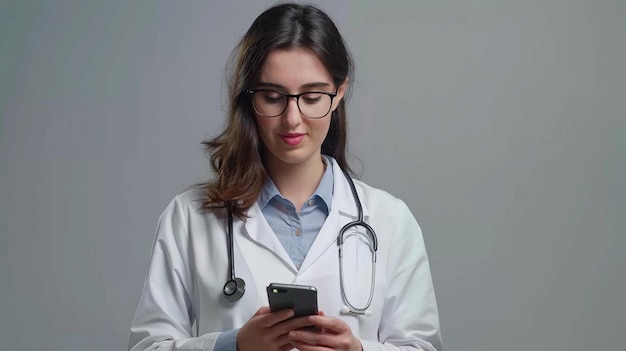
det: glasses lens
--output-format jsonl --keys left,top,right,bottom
{"left": 298, "top": 93, "right": 332, "bottom": 118}
{"left": 252, "top": 91, "right": 286, "bottom": 117}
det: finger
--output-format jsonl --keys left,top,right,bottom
{"left": 289, "top": 341, "right": 325, "bottom": 351}
{"left": 288, "top": 330, "right": 334, "bottom": 348}
{"left": 316, "top": 311, "right": 326, "bottom": 332}
{"left": 252, "top": 306, "right": 271, "bottom": 317}
{"left": 259, "top": 308, "right": 295, "bottom": 328}
{"left": 276, "top": 315, "right": 322, "bottom": 334}
{"left": 275, "top": 334, "right": 295, "bottom": 350}
{"left": 290, "top": 329, "right": 359, "bottom": 351}
{"left": 305, "top": 315, "right": 351, "bottom": 334}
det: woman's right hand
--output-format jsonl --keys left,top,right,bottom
{"left": 237, "top": 306, "right": 316, "bottom": 351}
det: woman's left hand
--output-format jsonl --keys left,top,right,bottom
{"left": 286, "top": 312, "right": 362, "bottom": 351}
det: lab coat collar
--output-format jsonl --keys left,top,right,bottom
{"left": 242, "top": 157, "right": 370, "bottom": 273}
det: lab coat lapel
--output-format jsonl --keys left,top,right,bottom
{"left": 299, "top": 159, "right": 370, "bottom": 272}
{"left": 243, "top": 203, "right": 296, "bottom": 271}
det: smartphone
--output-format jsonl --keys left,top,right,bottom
{"left": 267, "top": 283, "right": 318, "bottom": 317}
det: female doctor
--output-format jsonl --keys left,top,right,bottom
{"left": 129, "top": 3, "right": 442, "bottom": 351}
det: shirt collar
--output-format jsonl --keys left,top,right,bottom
{"left": 257, "top": 155, "right": 334, "bottom": 212}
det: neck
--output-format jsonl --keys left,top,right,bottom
{"left": 265, "top": 155, "right": 326, "bottom": 211}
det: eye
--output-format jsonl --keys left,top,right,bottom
{"left": 259, "top": 91, "right": 284, "bottom": 104}
{"left": 301, "top": 93, "right": 324, "bottom": 105}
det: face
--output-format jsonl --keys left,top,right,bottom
{"left": 253, "top": 47, "right": 347, "bottom": 171}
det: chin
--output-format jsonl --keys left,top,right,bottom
{"left": 277, "top": 154, "right": 313, "bottom": 166}
{"left": 272, "top": 150, "right": 319, "bottom": 166}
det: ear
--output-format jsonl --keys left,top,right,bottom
{"left": 331, "top": 77, "right": 349, "bottom": 112}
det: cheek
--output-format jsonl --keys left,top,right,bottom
{"left": 311, "top": 119, "right": 332, "bottom": 138}
{"left": 254, "top": 116, "right": 275, "bottom": 135}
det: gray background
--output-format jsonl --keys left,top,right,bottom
{"left": 1, "top": 0, "right": 624, "bottom": 350}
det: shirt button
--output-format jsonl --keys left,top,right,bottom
{"left": 295, "top": 229, "right": 302, "bottom": 236}
{"left": 307, "top": 200, "right": 314, "bottom": 206}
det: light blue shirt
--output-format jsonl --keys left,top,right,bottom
{"left": 214, "top": 156, "right": 334, "bottom": 351}
{"left": 257, "top": 157, "right": 333, "bottom": 268}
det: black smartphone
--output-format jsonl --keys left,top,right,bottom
{"left": 267, "top": 283, "right": 318, "bottom": 317}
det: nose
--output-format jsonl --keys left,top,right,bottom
{"left": 282, "top": 97, "right": 302, "bottom": 126}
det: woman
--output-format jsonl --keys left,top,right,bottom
{"left": 129, "top": 3, "right": 442, "bottom": 351}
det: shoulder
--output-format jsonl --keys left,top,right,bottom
{"left": 174, "top": 187, "right": 209, "bottom": 209}
{"left": 352, "top": 178, "right": 411, "bottom": 213}
{"left": 350, "top": 179, "right": 418, "bottom": 233}
{"left": 158, "top": 187, "right": 226, "bottom": 229}
{"left": 352, "top": 179, "right": 427, "bottom": 250}
{"left": 327, "top": 157, "right": 417, "bottom": 225}
{"left": 352, "top": 178, "right": 420, "bottom": 227}
{"left": 166, "top": 187, "right": 224, "bottom": 214}
{"left": 154, "top": 188, "right": 229, "bottom": 252}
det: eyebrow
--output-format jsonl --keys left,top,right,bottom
{"left": 254, "top": 82, "right": 333, "bottom": 91}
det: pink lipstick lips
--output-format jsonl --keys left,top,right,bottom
{"left": 279, "top": 133, "right": 305, "bottom": 146}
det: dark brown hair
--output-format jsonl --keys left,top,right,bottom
{"left": 200, "top": 3, "right": 355, "bottom": 219}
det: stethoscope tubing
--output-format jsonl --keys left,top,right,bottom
{"left": 223, "top": 207, "right": 245, "bottom": 302}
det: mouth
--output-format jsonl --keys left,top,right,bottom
{"left": 279, "top": 133, "right": 305, "bottom": 146}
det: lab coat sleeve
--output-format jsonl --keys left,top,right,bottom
{"left": 128, "top": 196, "right": 220, "bottom": 351}
{"left": 361, "top": 199, "right": 442, "bottom": 351}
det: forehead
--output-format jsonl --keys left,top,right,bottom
{"left": 257, "top": 47, "right": 333, "bottom": 90}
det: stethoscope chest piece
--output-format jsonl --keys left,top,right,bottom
{"left": 223, "top": 277, "right": 246, "bottom": 302}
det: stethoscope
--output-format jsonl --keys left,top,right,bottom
{"left": 222, "top": 169, "right": 378, "bottom": 316}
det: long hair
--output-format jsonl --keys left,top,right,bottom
{"left": 200, "top": 3, "right": 355, "bottom": 219}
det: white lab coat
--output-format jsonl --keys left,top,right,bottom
{"left": 129, "top": 159, "right": 442, "bottom": 351}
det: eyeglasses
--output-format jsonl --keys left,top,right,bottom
{"left": 247, "top": 89, "right": 337, "bottom": 119}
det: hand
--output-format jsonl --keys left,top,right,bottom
{"left": 287, "top": 312, "right": 362, "bottom": 351}
{"left": 237, "top": 307, "right": 322, "bottom": 351}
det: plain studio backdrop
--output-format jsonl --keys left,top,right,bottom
{"left": 1, "top": 1, "right": 624, "bottom": 350}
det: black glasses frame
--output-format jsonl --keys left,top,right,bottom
{"left": 246, "top": 88, "right": 337, "bottom": 119}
